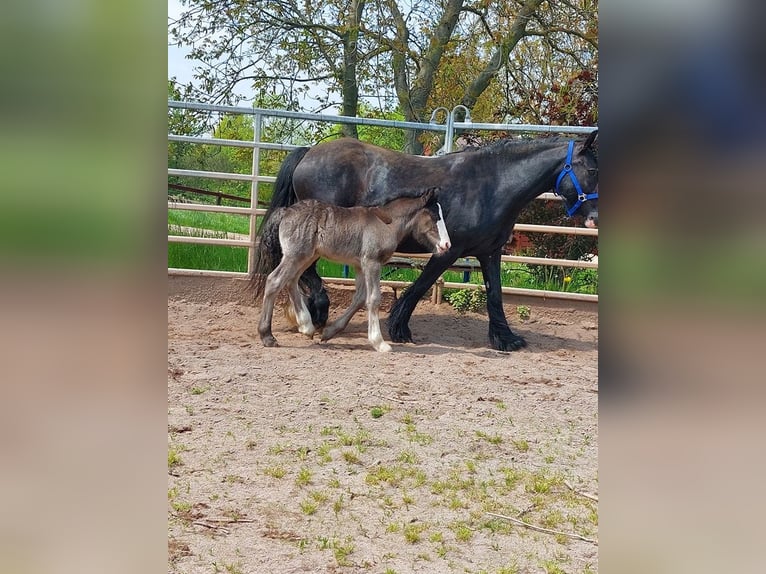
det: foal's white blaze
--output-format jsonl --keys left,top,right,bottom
{"left": 435, "top": 202, "right": 451, "bottom": 252}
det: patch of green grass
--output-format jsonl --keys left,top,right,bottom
{"left": 366, "top": 465, "right": 422, "bottom": 488}
{"left": 370, "top": 405, "right": 389, "bottom": 418}
{"left": 525, "top": 470, "right": 562, "bottom": 494}
{"left": 397, "top": 450, "right": 419, "bottom": 464}
{"left": 299, "top": 499, "right": 318, "bottom": 515}
{"left": 342, "top": 450, "right": 361, "bottom": 465}
{"left": 512, "top": 439, "right": 530, "bottom": 452}
{"left": 168, "top": 209, "right": 250, "bottom": 235}
{"left": 263, "top": 465, "right": 286, "bottom": 479}
{"left": 316, "top": 442, "right": 332, "bottom": 464}
{"left": 331, "top": 538, "right": 355, "bottom": 566}
{"left": 540, "top": 559, "right": 567, "bottom": 574}
{"left": 476, "top": 430, "right": 503, "bottom": 445}
{"left": 168, "top": 444, "right": 185, "bottom": 469}
{"left": 189, "top": 385, "right": 209, "bottom": 395}
{"left": 449, "top": 521, "right": 473, "bottom": 542}
{"left": 295, "top": 467, "right": 313, "bottom": 487}
{"left": 403, "top": 523, "right": 426, "bottom": 544}
{"left": 333, "top": 496, "right": 344, "bottom": 515}
{"left": 171, "top": 500, "right": 191, "bottom": 513}
{"left": 168, "top": 242, "right": 248, "bottom": 272}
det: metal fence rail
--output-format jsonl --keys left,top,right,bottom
{"left": 168, "top": 101, "right": 598, "bottom": 302}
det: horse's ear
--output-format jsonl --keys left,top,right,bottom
{"left": 421, "top": 186, "right": 438, "bottom": 206}
{"left": 370, "top": 207, "right": 393, "bottom": 224}
{"left": 579, "top": 129, "right": 598, "bottom": 153}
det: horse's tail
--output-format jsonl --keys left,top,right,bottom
{"left": 249, "top": 146, "right": 310, "bottom": 297}
{"left": 249, "top": 206, "right": 286, "bottom": 299}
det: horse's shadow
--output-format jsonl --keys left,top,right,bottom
{"left": 312, "top": 312, "right": 597, "bottom": 356}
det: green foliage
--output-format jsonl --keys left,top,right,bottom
{"left": 444, "top": 288, "right": 486, "bottom": 314}
{"left": 516, "top": 199, "right": 598, "bottom": 286}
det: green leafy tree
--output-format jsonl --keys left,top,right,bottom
{"left": 170, "top": 0, "right": 598, "bottom": 152}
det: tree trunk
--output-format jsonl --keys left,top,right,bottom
{"left": 339, "top": 0, "right": 366, "bottom": 139}
{"left": 461, "top": 0, "right": 545, "bottom": 110}
{"left": 390, "top": 0, "right": 465, "bottom": 154}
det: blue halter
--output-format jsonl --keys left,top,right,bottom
{"left": 554, "top": 140, "right": 598, "bottom": 216}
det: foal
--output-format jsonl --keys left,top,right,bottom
{"left": 256, "top": 188, "right": 451, "bottom": 352}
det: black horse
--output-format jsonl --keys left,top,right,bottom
{"left": 253, "top": 131, "right": 598, "bottom": 352}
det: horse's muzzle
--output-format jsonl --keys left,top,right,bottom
{"left": 584, "top": 212, "right": 598, "bottom": 228}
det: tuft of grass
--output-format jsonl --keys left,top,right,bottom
{"left": 331, "top": 538, "right": 355, "bottom": 566}
{"left": 263, "top": 465, "right": 286, "bottom": 479}
{"left": 512, "top": 439, "right": 530, "bottom": 452}
{"left": 168, "top": 445, "right": 185, "bottom": 469}
{"left": 189, "top": 385, "right": 209, "bottom": 395}
{"left": 403, "top": 523, "right": 426, "bottom": 544}
{"left": 476, "top": 430, "right": 503, "bottom": 445}
{"left": 525, "top": 470, "right": 562, "bottom": 494}
{"left": 299, "top": 499, "right": 318, "bottom": 515}
{"left": 540, "top": 559, "right": 566, "bottom": 574}
{"left": 371, "top": 405, "right": 390, "bottom": 418}
{"left": 397, "top": 450, "right": 419, "bottom": 464}
{"left": 295, "top": 467, "right": 313, "bottom": 487}
{"left": 342, "top": 450, "right": 361, "bottom": 465}
{"left": 449, "top": 522, "right": 473, "bottom": 542}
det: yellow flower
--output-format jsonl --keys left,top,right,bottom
{"left": 563, "top": 276, "right": 572, "bottom": 283}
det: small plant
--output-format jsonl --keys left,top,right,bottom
{"left": 333, "top": 495, "right": 344, "bottom": 514}
{"left": 476, "top": 430, "right": 503, "bottom": 445}
{"left": 516, "top": 305, "right": 531, "bottom": 321}
{"left": 263, "top": 465, "right": 286, "bottom": 478}
{"left": 168, "top": 445, "right": 184, "bottom": 468}
{"left": 403, "top": 523, "right": 426, "bottom": 543}
{"left": 299, "top": 498, "right": 318, "bottom": 515}
{"left": 190, "top": 385, "right": 209, "bottom": 395}
{"left": 332, "top": 538, "right": 355, "bottom": 566}
{"left": 296, "top": 467, "right": 313, "bottom": 486}
{"left": 449, "top": 522, "right": 473, "bottom": 542}
{"left": 371, "top": 405, "right": 389, "bottom": 418}
{"left": 342, "top": 450, "right": 361, "bottom": 464}
{"left": 512, "top": 439, "right": 530, "bottom": 452}
{"left": 445, "top": 288, "right": 486, "bottom": 314}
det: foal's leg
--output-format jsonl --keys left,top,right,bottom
{"left": 320, "top": 270, "right": 367, "bottom": 342}
{"left": 477, "top": 250, "right": 526, "bottom": 351}
{"left": 258, "top": 259, "right": 299, "bottom": 347}
{"left": 363, "top": 262, "right": 391, "bottom": 352}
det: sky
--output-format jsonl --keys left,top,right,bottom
{"left": 167, "top": 0, "right": 196, "bottom": 86}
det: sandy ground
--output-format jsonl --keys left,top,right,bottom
{"left": 168, "top": 283, "right": 598, "bottom": 573}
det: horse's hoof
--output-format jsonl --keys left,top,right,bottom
{"left": 491, "top": 335, "right": 527, "bottom": 352}
{"left": 375, "top": 342, "right": 393, "bottom": 353}
{"left": 388, "top": 326, "right": 413, "bottom": 344}
{"left": 262, "top": 336, "right": 279, "bottom": 348}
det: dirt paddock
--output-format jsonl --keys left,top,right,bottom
{"left": 168, "top": 277, "right": 598, "bottom": 573}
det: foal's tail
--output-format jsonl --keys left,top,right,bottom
{"left": 249, "top": 146, "right": 310, "bottom": 298}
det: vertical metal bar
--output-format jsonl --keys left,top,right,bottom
{"left": 248, "top": 112, "right": 263, "bottom": 276}
{"left": 444, "top": 111, "right": 455, "bottom": 154}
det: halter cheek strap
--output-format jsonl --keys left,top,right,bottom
{"left": 554, "top": 140, "right": 598, "bottom": 217}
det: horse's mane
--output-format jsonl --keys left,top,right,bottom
{"left": 457, "top": 133, "right": 594, "bottom": 157}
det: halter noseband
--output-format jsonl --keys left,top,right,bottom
{"left": 554, "top": 140, "right": 598, "bottom": 217}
